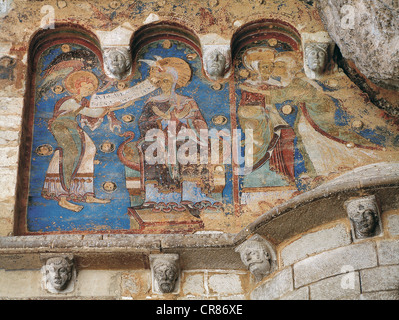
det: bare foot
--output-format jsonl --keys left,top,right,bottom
{"left": 86, "top": 195, "right": 111, "bottom": 204}
{"left": 58, "top": 197, "right": 83, "bottom": 212}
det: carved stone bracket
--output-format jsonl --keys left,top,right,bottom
{"left": 301, "top": 32, "right": 336, "bottom": 79}
{"left": 235, "top": 234, "right": 277, "bottom": 282}
{"left": 202, "top": 45, "right": 231, "bottom": 81}
{"left": 344, "top": 195, "right": 383, "bottom": 241}
{"left": 40, "top": 253, "right": 76, "bottom": 294}
{"left": 316, "top": 0, "right": 399, "bottom": 90}
{"left": 200, "top": 34, "right": 232, "bottom": 82}
{"left": 150, "top": 253, "right": 180, "bottom": 294}
{"left": 103, "top": 46, "right": 132, "bottom": 80}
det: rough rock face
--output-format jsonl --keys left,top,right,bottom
{"left": 316, "top": 0, "right": 399, "bottom": 90}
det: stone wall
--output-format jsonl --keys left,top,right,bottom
{"left": 0, "top": 268, "right": 251, "bottom": 300}
{"left": 251, "top": 210, "right": 399, "bottom": 300}
{"left": 1, "top": 210, "right": 398, "bottom": 299}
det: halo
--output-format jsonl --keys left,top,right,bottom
{"left": 64, "top": 71, "right": 99, "bottom": 94}
{"left": 142, "top": 56, "right": 192, "bottom": 88}
{"left": 242, "top": 47, "right": 276, "bottom": 72}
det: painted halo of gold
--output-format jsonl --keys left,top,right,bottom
{"left": 242, "top": 47, "right": 276, "bottom": 72}
{"left": 64, "top": 70, "right": 99, "bottom": 95}
{"left": 157, "top": 57, "right": 192, "bottom": 88}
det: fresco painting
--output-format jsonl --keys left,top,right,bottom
{"left": 27, "top": 37, "right": 233, "bottom": 233}
{"left": 26, "top": 28, "right": 399, "bottom": 234}
{"left": 235, "top": 33, "right": 399, "bottom": 214}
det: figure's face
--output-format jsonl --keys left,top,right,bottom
{"left": 241, "top": 248, "right": 270, "bottom": 274}
{"left": 78, "top": 81, "right": 95, "bottom": 97}
{"left": 352, "top": 209, "right": 377, "bottom": 237}
{"left": 150, "top": 68, "right": 175, "bottom": 93}
{"left": 107, "top": 51, "right": 127, "bottom": 76}
{"left": 46, "top": 260, "right": 71, "bottom": 291}
{"left": 258, "top": 61, "right": 274, "bottom": 80}
{"left": 154, "top": 263, "right": 177, "bottom": 293}
{"left": 272, "top": 61, "right": 288, "bottom": 78}
{"left": 306, "top": 48, "right": 327, "bottom": 73}
{"left": 206, "top": 51, "right": 226, "bottom": 77}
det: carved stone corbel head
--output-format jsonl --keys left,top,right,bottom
{"left": 150, "top": 254, "right": 180, "bottom": 294}
{"left": 41, "top": 255, "right": 76, "bottom": 294}
{"left": 203, "top": 45, "right": 231, "bottom": 80}
{"left": 345, "top": 195, "right": 382, "bottom": 240}
{"left": 304, "top": 42, "right": 330, "bottom": 79}
{"left": 235, "top": 234, "right": 277, "bottom": 282}
{"left": 103, "top": 47, "right": 132, "bottom": 80}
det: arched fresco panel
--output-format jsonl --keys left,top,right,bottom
{"left": 24, "top": 28, "right": 233, "bottom": 234}
{"left": 233, "top": 22, "right": 399, "bottom": 216}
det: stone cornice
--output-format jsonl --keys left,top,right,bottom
{"left": 2, "top": 162, "right": 398, "bottom": 271}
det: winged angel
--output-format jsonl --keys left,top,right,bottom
{"left": 37, "top": 47, "right": 127, "bottom": 212}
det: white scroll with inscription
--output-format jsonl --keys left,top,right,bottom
{"left": 90, "top": 79, "right": 157, "bottom": 108}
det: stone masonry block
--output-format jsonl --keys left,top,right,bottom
{"left": 281, "top": 223, "right": 351, "bottom": 266}
{"left": 387, "top": 214, "right": 399, "bottom": 236}
{"left": 0, "top": 147, "right": 19, "bottom": 168}
{"left": 0, "top": 217, "right": 13, "bottom": 236}
{"left": 0, "top": 269, "right": 42, "bottom": 298}
{"left": 360, "top": 291, "right": 399, "bottom": 300}
{"left": 377, "top": 240, "right": 399, "bottom": 265}
{"left": 0, "top": 201, "right": 14, "bottom": 219}
{"left": 293, "top": 242, "right": 377, "bottom": 288}
{"left": 0, "top": 169, "right": 17, "bottom": 201}
{"left": 309, "top": 272, "right": 361, "bottom": 300}
{"left": 0, "top": 130, "right": 19, "bottom": 146}
{"left": 182, "top": 272, "right": 205, "bottom": 296}
{"left": 75, "top": 270, "right": 121, "bottom": 297}
{"left": 121, "top": 271, "right": 151, "bottom": 298}
{"left": 0, "top": 115, "right": 22, "bottom": 130}
{"left": 280, "top": 286, "right": 309, "bottom": 300}
{"left": 0, "top": 97, "right": 24, "bottom": 116}
{"left": 250, "top": 267, "right": 293, "bottom": 300}
{"left": 207, "top": 273, "right": 244, "bottom": 296}
{"left": 360, "top": 266, "right": 399, "bottom": 293}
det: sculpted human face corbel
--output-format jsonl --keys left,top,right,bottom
{"left": 235, "top": 235, "right": 276, "bottom": 282}
{"left": 103, "top": 47, "right": 132, "bottom": 80}
{"left": 42, "top": 256, "right": 75, "bottom": 293}
{"left": 150, "top": 254, "right": 180, "bottom": 294}
{"left": 203, "top": 46, "right": 231, "bottom": 80}
{"left": 205, "top": 50, "right": 227, "bottom": 78}
{"left": 345, "top": 195, "right": 382, "bottom": 240}
{"left": 305, "top": 43, "right": 329, "bottom": 78}
{"left": 241, "top": 246, "right": 271, "bottom": 280}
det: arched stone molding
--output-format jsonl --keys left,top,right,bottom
{"left": 231, "top": 19, "right": 303, "bottom": 60}
{"left": 235, "top": 162, "right": 399, "bottom": 245}
{"left": 129, "top": 21, "right": 202, "bottom": 75}
{"left": 128, "top": 21, "right": 232, "bottom": 84}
